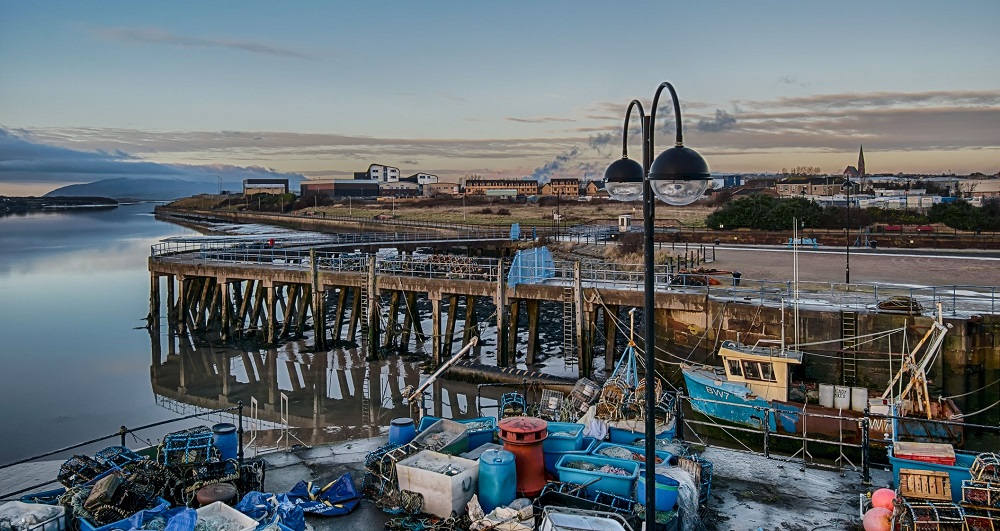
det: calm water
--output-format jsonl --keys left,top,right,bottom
{"left": 0, "top": 204, "right": 199, "bottom": 462}
{"left": 0, "top": 204, "right": 497, "bottom": 464}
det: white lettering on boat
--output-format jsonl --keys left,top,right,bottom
{"left": 705, "top": 386, "right": 731, "bottom": 400}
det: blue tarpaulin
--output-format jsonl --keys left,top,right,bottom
{"left": 507, "top": 246, "right": 554, "bottom": 287}
{"left": 286, "top": 474, "right": 362, "bottom": 516}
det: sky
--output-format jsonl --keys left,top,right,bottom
{"left": 2, "top": 0, "right": 999, "bottom": 195}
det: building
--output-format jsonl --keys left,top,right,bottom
{"left": 354, "top": 164, "right": 400, "bottom": 183}
{"left": 408, "top": 173, "right": 439, "bottom": 185}
{"left": 464, "top": 178, "right": 539, "bottom": 196}
{"left": 539, "top": 178, "right": 580, "bottom": 196}
{"left": 242, "top": 178, "right": 289, "bottom": 196}
{"left": 300, "top": 179, "right": 379, "bottom": 199}
{"left": 581, "top": 180, "right": 607, "bottom": 197}
{"left": 425, "top": 182, "right": 459, "bottom": 197}
{"left": 958, "top": 179, "right": 1000, "bottom": 199}
{"left": 380, "top": 181, "right": 421, "bottom": 198}
{"left": 775, "top": 176, "right": 845, "bottom": 197}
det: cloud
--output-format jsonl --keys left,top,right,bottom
{"left": 697, "top": 109, "right": 737, "bottom": 133}
{"left": 778, "top": 75, "right": 808, "bottom": 87}
{"left": 0, "top": 127, "right": 302, "bottom": 185}
{"left": 747, "top": 90, "right": 1000, "bottom": 111}
{"left": 507, "top": 116, "right": 576, "bottom": 124}
{"left": 93, "top": 27, "right": 320, "bottom": 60}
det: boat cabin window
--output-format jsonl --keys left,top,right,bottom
{"left": 741, "top": 360, "right": 777, "bottom": 382}
{"left": 727, "top": 359, "right": 742, "bottom": 377}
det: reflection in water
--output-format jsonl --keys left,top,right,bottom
{"left": 148, "top": 325, "right": 505, "bottom": 447}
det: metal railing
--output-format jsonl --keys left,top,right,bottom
{"left": 150, "top": 241, "right": 999, "bottom": 315}
{"left": 0, "top": 403, "right": 245, "bottom": 501}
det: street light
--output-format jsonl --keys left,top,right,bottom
{"left": 603, "top": 82, "right": 712, "bottom": 527}
{"left": 842, "top": 179, "right": 855, "bottom": 284}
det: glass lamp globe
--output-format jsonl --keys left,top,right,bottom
{"left": 603, "top": 157, "right": 644, "bottom": 202}
{"left": 651, "top": 179, "right": 713, "bottom": 206}
{"left": 648, "top": 145, "right": 712, "bottom": 206}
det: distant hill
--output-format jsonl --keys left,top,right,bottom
{"left": 45, "top": 178, "right": 224, "bottom": 200}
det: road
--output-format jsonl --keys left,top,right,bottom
{"left": 707, "top": 244, "right": 1000, "bottom": 287}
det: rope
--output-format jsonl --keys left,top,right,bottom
{"left": 943, "top": 377, "right": 1000, "bottom": 399}
{"left": 952, "top": 398, "right": 1000, "bottom": 419}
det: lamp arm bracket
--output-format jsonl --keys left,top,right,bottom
{"left": 622, "top": 100, "right": 646, "bottom": 158}
{"left": 651, "top": 81, "right": 684, "bottom": 149}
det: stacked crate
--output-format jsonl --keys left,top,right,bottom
{"left": 961, "top": 453, "right": 1000, "bottom": 531}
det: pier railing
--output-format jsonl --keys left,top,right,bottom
{"left": 150, "top": 241, "right": 999, "bottom": 316}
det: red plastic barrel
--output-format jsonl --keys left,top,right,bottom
{"left": 497, "top": 416, "right": 548, "bottom": 497}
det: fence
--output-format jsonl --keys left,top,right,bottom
{"left": 151, "top": 240, "right": 999, "bottom": 316}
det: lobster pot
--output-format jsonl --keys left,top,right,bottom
{"left": 850, "top": 387, "right": 868, "bottom": 412}
{"left": 972, "top": 453, "right": 1000, "bottom": 482}
{"left": 818, "top": 384, "right": 835, "bottom": 408}
{"left": 964, "top": 507, "right": 1000, "bottom": 531}
{"left": 895, "top": 499, "right": 964, "bottom": 531}
{"left": 963, "top": 479, "right": 1000, "bottom": 510}
{"left": 833, "top": 386, "right": 850, "bottom": 410}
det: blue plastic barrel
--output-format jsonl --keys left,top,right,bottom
{"left": 389, "top": 418, "right": 416, "bottom": 446}
{"left": 478, "top": 449, "right": 516, "bottom": 513}
{"left": 212, "top": 423, "right": 238, "bottom": 461}
{"left": 636, "top": 472, "right": 680, "bottom": 511}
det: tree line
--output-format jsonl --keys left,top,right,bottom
{"left": 705, "top": 194, "right": 999, "bottom": 231}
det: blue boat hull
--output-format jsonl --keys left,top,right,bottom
{"left": 682, "top": 367, "right": 963, "bottom": 447}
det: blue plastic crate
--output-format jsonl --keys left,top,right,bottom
{"left": 544, "top": 437, "right": 598, "bottom": 477}
{"left": 555, "top": 454, "right": 639, "bottom": 497}
{"left": 889, "top": 445, "right": 977, "bottom": 502}
{"left": 417, "top": 416, "right": 496, "bottom": 450}
{"left": 543, "top": 422, "right": 584, "bottom": 453}
{"left": 592, "top": 442, "right": 673, "bottom": 471}
{"left": 608, "top": 424, "right": 677, "bottom": 445}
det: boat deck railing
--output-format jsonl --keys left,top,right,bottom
{"left": 676, "top": 392, "right": 999, "bottom": 480}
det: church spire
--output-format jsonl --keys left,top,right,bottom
{"left": 858, "top": 145, "right": 865, "bottom": 178}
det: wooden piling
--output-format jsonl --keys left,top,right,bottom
{"left": 507, "top": 298, "right": 520, "bottom": 362}
{"left": 431, "top": 296, "right": 442, "bottom": 365}
{"left": 347, "top": 288, "right": 361, "bottom": 343}
{"left": 333, "top": 288, "right": 348, "bottom": 343}
{"left": 495, "top": 261, "right": 508, "bottom": 367}
{"left": 526, "top": 299, "right": 540, "bottom": 364}
{"left": 462, "top": 295, "right": 478, "bottom": 345}
{"left": 444, "top": 294, "right": 458, "bottom": 357}
{"left": 385, "top": 291, "right": 401, "bottom": 348}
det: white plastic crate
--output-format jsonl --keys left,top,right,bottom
{"left": 195, "top": 501, "right": 256, "bottom": 531}
{"left": 0, "top": 501, "right": 67, "bottom": 531}
{"left": 395, "top": 449, "right": 479, "bottom": 518}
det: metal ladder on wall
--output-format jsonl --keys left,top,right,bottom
{"left": 360, "top": 364, "right": 371, "bottom": 425}
{"left": 841, "top": 311, "right": 858, "bottom": 386}
{"left": 563, "top": 286, "right": 577, "bottom": 368}
{"left": 359, "top": 285, "right": 370, "bottom": 339}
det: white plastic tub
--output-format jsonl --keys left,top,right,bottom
{"left": 195, "top": 501, "right": 256, "bottom": 531}
{"left": 396, "top": 449, "right": 479, "bottom": 518}
{"left": 0, "top": 501, "right": 66, "bottom": 531}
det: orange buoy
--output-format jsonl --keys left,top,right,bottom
{"left": 497, "top": 416, "right": 548, "bottom": 497}
{"left": 871, "top": 488, "right": 895, "bottom": 511}
{"left": 863, "top": 507, "right": 892, "bottom": 531}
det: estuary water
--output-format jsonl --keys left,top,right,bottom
{"left": 0, "top": 203, "right": 199, "bottom": 462}
{"left": 0, "top": 203, "right": 497, "bottom": 465}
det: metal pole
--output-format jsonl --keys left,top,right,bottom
{"left": 846, "top": 183, "right": 851, "bottom": 284}
{"left": 238, "top": 400, "right": 245, "bottom": 463}
{"left": 641, "top": 112, "right": 657, "bottom": 526}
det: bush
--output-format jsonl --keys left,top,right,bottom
{"left": 706, "top": 195, "right": 822, "bottom": 230}
{"left": 495, "top": 208, "right": 511, "bottom": 216}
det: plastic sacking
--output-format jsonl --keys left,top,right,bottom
{"left": 285, "top": 474, "right": 361, "bottom": 516}
{"left": 234, "top": 492, "right": 305, "bottom": 531}
{"left": 127, "top": 504, "right": 197, "bottom": 531}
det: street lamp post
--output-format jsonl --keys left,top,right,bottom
{"left": 842, "top": 179, "right": 854, "bottom": 284}
{"left": 603, "top": 82, "right": 711, "bottom": 528}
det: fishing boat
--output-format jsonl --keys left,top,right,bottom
{"left": 681, "top": 311, "right": 963, "bottom": 447}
